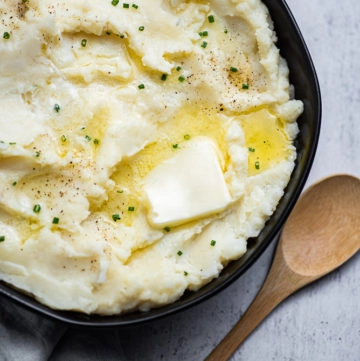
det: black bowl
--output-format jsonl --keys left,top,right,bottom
{"left": 0, "top": 0, "right": 321, "bottom": 326}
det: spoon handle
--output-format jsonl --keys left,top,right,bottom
{"left": 205, "top": 242, "right": 313, "bottom": 361}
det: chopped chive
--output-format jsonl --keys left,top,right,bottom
{"left": 138, "top": 83, "right": 145, "bottom": 89}
{"left": 178, "top": 75, "right": 186, "bottom": 82}
{"left": 230, "top": 66, "right": 238, "bottom": 73}
{"left": 199, "top": 31, "right": 208, "bottom": 37}
{"left": 242, "top": 83, "right": 249, "bottom": 89}
{"left": 210, "top": 240, "right": 216, "bottom": 247}
{"left": 0, "top": 236, "right": 5, "bottom": 242}
{"left": 201, "top": 41, "right": 208, "bottom": 48}
{"left": 61, "top": 135, "right": 67, "bottom": 143}
{"left": 35, "top": 151, "right": 41, "bottom": 157}
{"left": 111, "top": 0, "right": 119, "bottom": 5}
{"left": 161, "top": 74, "right": 168, "bottom": 81}
{"left": 9, "top": 142, "right": 16, "bottom": 145}
{"left": 12, "top": 181, "right": 17, "bottom": 186}
{"left": 177, "top": 250, "right": 183, "bottom": 256}
{"left": 128, "top": 206, "right": 135, "bottom": 212}
{"left": 33, "top": 204, "right": 41, "bottom": 213}
{"left": 164, "top": 226, "right": 171, "bottom": 232}
{"left": 172, "top": 144, "right": 179, "bottom": 149}
{"left": 93, "top": 138, "right": 100, "bottom": 145}
{"left": 224, "top": 28, "right": 228, "bottom": 34}
{"left": 208, "top": 15, "right": 215, "bottom": 23}
{"left": 84, "top": 135, "right": 92, "bottom": 142}
{"left": 117, "top": 190, "right": 124, "bottom": 193}
{"left": 112, "top": 213, "right": 121, "bottom": 222}
{"left": 52, "top": 217, "right": 60, "bottom": 225}
{"left": 81, "top": 39, "right": 87, "bottom": 47}
{"left": 132, "top": 3, "right": 138, "bottom": 9}
{"left": 54, "top": 104, "right": 60, "bottom": 112}
{"left": 184, "top": 134, "right": 190, "bottom": 140}
{"left": 138, "top": 25, "right": 145, "bottom": 31}
{"left": 176, "top": 66, "right": 182, "bottom": 71}
{"left": 122, "top": 2, "right": 129, "bottom": 7}
{"left": 255, "top": 161, "right": 260, "bottom": 170}
{"left": 184, "top": 271, "right": 188, "bottom": 276}
{"left": 3, "top": 32, "right": 10, "bottom": 40}
{"left": 248, "top": 147, "right": 255, "bottom": 152}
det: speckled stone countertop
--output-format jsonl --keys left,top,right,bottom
{"left": 1, "top": 1, "right": 359, "bottom": 360}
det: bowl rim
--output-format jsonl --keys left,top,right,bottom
{"left": 0, "top": 0, "right": 321, "bottom": 327}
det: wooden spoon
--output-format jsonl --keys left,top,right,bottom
{"left": 206, "top": 174, "right": 360, "bottom": 361}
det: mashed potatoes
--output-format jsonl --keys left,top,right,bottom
{"left": 0, "top": 0, "right": 302, "bottom": 315}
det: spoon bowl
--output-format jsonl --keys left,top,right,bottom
{"left": 206, "top": 174, "right": 360, "bottom": 361}
{"left": 282, "top": 175, "right": 360, "bottom": 276}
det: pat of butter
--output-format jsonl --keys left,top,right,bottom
{"left": 143, "top": 137, "right": 232, "bottom": 227}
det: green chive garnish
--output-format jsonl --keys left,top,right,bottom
{"left": 128, "top": 206, "right": 135, "bottom": 212}
{"left": 52, "top": 217, "right": 60, "bottom": 225}
{"left": 184, "top": 271, "right": 188, "bottom": 276}
{"left": 138, "top": 26, "right": 145, "bottom": 31}
{"left": 122, "top": 2, "right": 129, "bottom": 7}
{"left": 161, "top": 74, "right": 168, "bottom": 81}
{"left": 111, "top": 0, "right": 119, "bottom": 5}
{"left": 164, "top": 226, "right": 171, "bottom": 232}
{"left": 255, "top": 161, "right": 260, "bottom": 170}
{"left": 242, "top": 83, "right": 249, "bottom": 89}
{"left": 178, "top": 75, "right": 185, "bottom": 82}
{"left": 177, "top": 250, "right": 183, "bottom": 256}
{"left": 33, "top": 204, "right": 41, "bottom": 213}
{"left": 54, "top": 104, "right": 60, "bottom": 112}
{"left": 201, "top": 41, "right": 208, "bottom": 48}
{"left": 138, "top": 83, "right": 145, "bottom": 89}
{"left": 208, "top": 15, "right": 215, "bottom": 23}
{"left": 81, "top": 39, "right": 87, "bottom": 47}
{"left": 61, "top": 135, "right": 67, "bottom": 143}
{"left": 210, "top": 240, "right": 216, "bottom": 246}
{"left": 230, "top": 66, "right": 238, "bottom": 73}
{"left": 0, "top": 236, "right": 5, "bottom": 242}
{"left": 112, "top": 213, "right": 121, "bottom": 222}
{"left": 85, "top": 135, "right": 92, "bottom": 142}
{"left": 184, "top": 134, "right": 190, "bottom": 140}
{"left": 172, "top": 144, "right": 178, "bottom": 149}
{"left": 3, "top": 32, "right": 10, "bottom": 40}
{"left": 248, "top": 147, "right": 255, "bottom": 152}
{"left": 132, "top": 4, "right": 138, "bottom": 9}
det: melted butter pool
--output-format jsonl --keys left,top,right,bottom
{"left": 105, "top": 106, "right": 291, "bottom": 225}
{"left": 241, "top": 108, "right": 291, "bottom": 176}
{"left": 106, "top": 104, "right": 228, "bottom": 226}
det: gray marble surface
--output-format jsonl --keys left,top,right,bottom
{"left": 2, "top": 0, "right": 360, "bottom": 360}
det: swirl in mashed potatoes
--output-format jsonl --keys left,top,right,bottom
{"left": 0, "top": 0, "right": 302, "bottom": 314}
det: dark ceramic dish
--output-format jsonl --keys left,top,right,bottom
{"left": 0, "top": 0, "right": 321, "bottom": 326}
